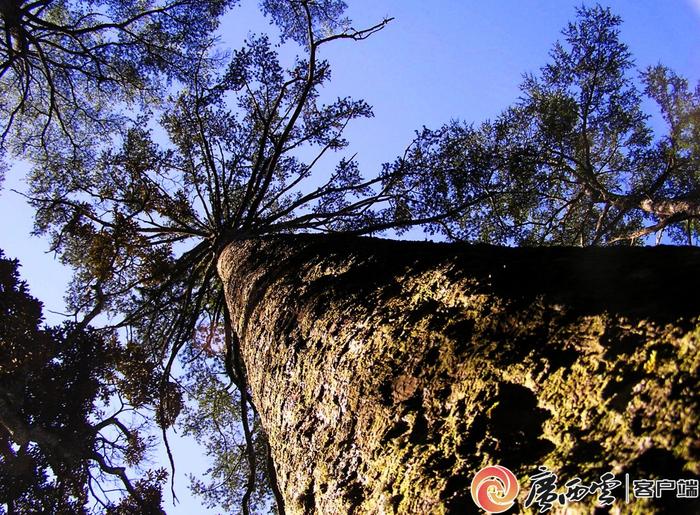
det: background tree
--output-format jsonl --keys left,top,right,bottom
{"left": 387, "top": 4, "right": 700, "bottom": 246}
{"left": 0, "top": 250, "right": 168, "bottom": 513}
{"left": 179, "top": 325, "right": 281, "bottom": 513}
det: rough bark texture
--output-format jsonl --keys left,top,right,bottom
{"left": 217, "top": 235, "right": 700, "bottom": 514}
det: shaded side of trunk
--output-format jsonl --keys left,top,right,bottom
{"left": 217, "top": 235, "right": 700, "bottom": 514}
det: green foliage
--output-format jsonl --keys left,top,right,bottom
{"left": 28, "top": 18, "right": 394, "bottom": 343}
{"left": 260, "top": 0, "right": 350, "bottom": 45}
{"left": 389, "top": 4, "right": 700, "bottom": 245}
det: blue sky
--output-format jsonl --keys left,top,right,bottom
{"left": 0, "top": 1, "right": 698, "bottom": 513}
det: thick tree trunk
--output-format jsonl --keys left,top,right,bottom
{"left": 218, "top": 235, "right": 700, "bottom": 514}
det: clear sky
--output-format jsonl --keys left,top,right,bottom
{"left": 0, "top": 1, "right": 698, "bottom": 513}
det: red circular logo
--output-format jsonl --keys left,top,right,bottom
{"left": 471, "top": 465, "right": 520, "bottom": 513}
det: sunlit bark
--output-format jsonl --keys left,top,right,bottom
{"left": 219, "top": 235, "right": 700, "bottom": 514}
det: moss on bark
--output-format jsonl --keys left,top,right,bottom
{"left": 218, "top": 235, "right": 700, "bottom": 514}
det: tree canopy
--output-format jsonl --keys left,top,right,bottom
{"left": 389, "top": 5, "right": 700, "bottom": 246}
{"left": 0, "top": 0, "right": 242, "bottom": 172}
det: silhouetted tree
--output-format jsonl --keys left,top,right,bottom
{"left": 0, "top": 250, "right": 168, "bottom": 513}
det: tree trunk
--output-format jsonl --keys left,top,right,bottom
{"left": 217, "top": 235, "right": 700, "bottom": 514}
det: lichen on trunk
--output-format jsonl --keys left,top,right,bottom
{"left": 217, "top": 235, "right": 700, "bottom": 514}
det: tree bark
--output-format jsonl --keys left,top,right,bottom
{"left": 218, "top": 235, "right": 700, "bottom": 514}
